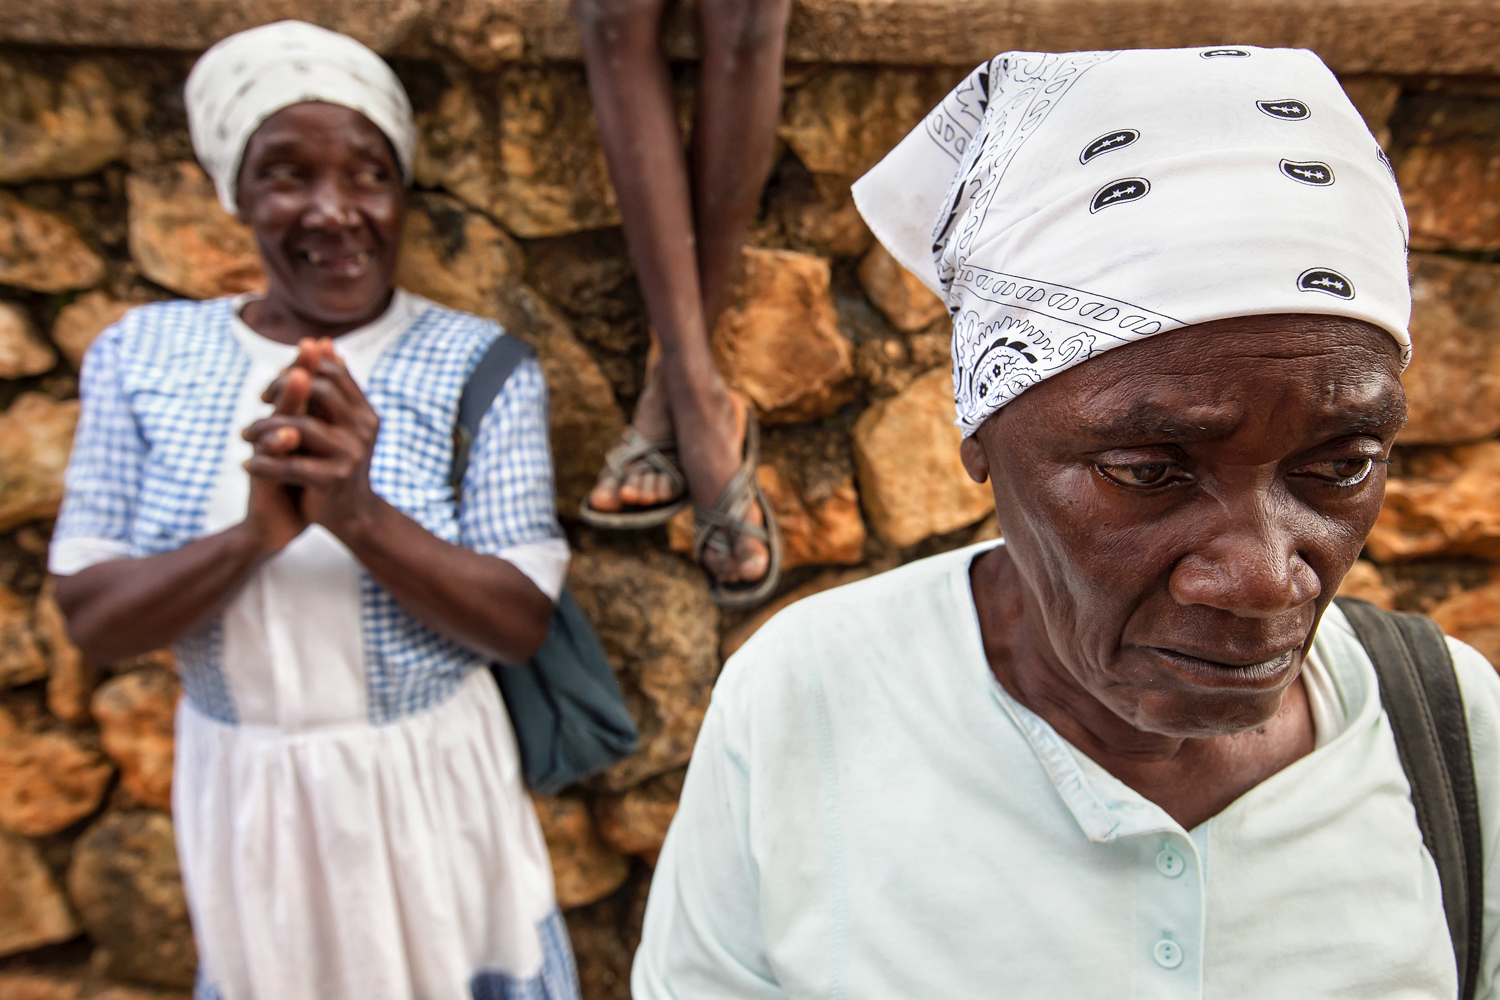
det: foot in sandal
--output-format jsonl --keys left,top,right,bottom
{"left": 581, "top": 371, "right": 689, "bottom": 527}
{"left": 689, "top": 392, "right": 780, "bottom": 607}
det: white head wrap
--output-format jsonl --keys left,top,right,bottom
{"left": 852, "top": 47, "right": 1411, "bottom": 437}
{"left": 185, "top": 20, "right": 416, "bottom": 214}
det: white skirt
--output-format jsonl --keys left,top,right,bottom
{"left": 173, "top": 669, "right": 574, "bottom": 1000}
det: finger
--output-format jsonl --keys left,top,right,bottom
{"left": 245, "top": 415, "right": 347, "bottom": 457}
{"left": 310, "top": 360, "right": 377, "bottom": 431}
{"left": 305, "top": 376, "right": 354, "bottom": 426}
{"left": 244, "top": 453, "right": 349, "bottom": 486}
{"left": 273, "top": 367, "right": 313, "bottom": 417}
{"left": 261, "top": 373, "right": 288, "bottom": 406}
{"left": 246, "top": 425, "right": 302, "bottom": 454}
{"left": 315, "top": 355, "right": 362, "bottom": 400}
{"left": 294, "top": 338, "right": 325, "bottom": 373}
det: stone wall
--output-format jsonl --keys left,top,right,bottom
{"left": 0, "top": 10, "right": 1498, "bottom": 999}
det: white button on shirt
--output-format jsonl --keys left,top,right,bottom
{"left": 633, "top": 542, "right": 1500, "bottom": 1000}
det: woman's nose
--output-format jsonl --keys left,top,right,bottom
{"left": 303, "top": 177, "right": 361, "bottom": 228}
{"left": 1168, "top": 509, "right": 1323, "bottom": 617}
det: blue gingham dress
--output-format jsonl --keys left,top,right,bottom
{"left": 51, "top": 291, "right": 580, "bottom": 1000}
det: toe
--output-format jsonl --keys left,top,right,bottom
{"left": 588, "top": 474, "right": 623, "bottom": 513}
{"left": 734, "top": 535, "right": 770, "bottom": 584}
{"left": 618, "top": 468, "right": 652, "bottom": 507}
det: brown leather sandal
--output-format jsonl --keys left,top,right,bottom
{"left": 578, "top": 428, "right": 690, "bottom": 529}
{"left": 692, "top": 410, "right": 783, "bottom": 609}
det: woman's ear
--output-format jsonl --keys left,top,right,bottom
{"left": 960, "top": 435, "right": 990, "bottom": 485}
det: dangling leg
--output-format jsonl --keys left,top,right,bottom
{"left": 674, "top": 0, "right": 793, "bottom": 589}
{"left": 574, "top": 0, "right": 698, "bottom": 518}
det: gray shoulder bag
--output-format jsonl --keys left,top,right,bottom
{"left": 451, "top": 334, "right": 639, "bottom": 796}
{"left": 1335, "top": 596, "right": 1483, "bottom": 1000}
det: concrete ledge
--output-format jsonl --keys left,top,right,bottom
{"left": 3, "top": 0, "right": 1500, "bottom": 74}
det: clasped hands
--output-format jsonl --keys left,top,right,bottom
{"left": 241, "top": 338, "right": 382, "bottom": 554}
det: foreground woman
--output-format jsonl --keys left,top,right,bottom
{"left": 50, "top": 22, "right": 577, "bottom": 1000}
{"left": 634, "top": 47, "right": 1500, "bottom": 997}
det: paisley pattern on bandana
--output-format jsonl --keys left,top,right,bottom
{"left": 852, "top": 46, "right": 1413, "bottom": 437}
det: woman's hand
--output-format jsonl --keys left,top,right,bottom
{"left": 243, "top": 342, "right": 318, "bottom": 554}
{"left": 244, "top": 339, "right": 382, "bottom": 538}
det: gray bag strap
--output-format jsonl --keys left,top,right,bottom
{"left": 450, "top": 333, "right": 536, "bottom": 493}
{"left": 1335, "top": 596, "right": 1483, "bottom": 1000}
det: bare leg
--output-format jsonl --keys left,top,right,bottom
{"left": 575, "top": 0, "right": 689, "bottom": 513}
{"left": 693, "top": 0, "right": 792, "bottom": 326}
{"left": 575, "top": 0, "right": 788, "bottom": 585}
{"left": 684, "top": 0, "right": 792, "bottom": 583}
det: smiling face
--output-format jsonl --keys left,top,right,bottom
{"left": 235, "top": 101, "right": 404, "bottom": 330}
{"left": 962, "top": 314, "right": 1405, "bottom": 739}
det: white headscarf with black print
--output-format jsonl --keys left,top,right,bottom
{"left": 852, "top": 46, "right": 1411, "bottom": 438}
{"left": 185, "top": 20, "right": 416, "bottom": 215}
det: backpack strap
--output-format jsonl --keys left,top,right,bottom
{"left": 1334, "top": 596, "right": 1483, "bottom": 1000}
{"left": 450, "top": 333, "right": 537, "bottom": 494}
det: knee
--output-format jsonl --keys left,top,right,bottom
{"left": 572, "top": 0, "right": 667, "bottom": 48}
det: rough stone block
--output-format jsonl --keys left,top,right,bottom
{"left": 413, "top": 79, "right": 497, "bottom": 224}
{"left": 1430, "top": 578, "right": 1500, "bottom": 669}
{"left": 0, "top": 58, "right": 128, "bottom": 184}
{"left": 755, "top": 156, "right": 873, "bottom": 260}
{"left": 593, "top": 769, "right": 684, "bottom": 867}
{"left": 0, "top": 971, "right": 83, "bottom": 999}
{"left": 394, "top": 190, "right": 524, "bottom": 320}
{"left": 1339, "top": 75, "right": 1401, "bottom": 148}
{"left": 712, "top": 247, "right": 855, "bottom": 424}
{"left": 1403, "top": 254, "right": 1500, "bottom": 442}
{"left": 1367, "top": 442, "right": 1500, "bottom": 561}
{"left": 858, "top": 242, "right": 945, "bottom": 333}
{"left": 1394, "top": 94, "right": 1500, "bottom": 251}
{"left": 568, "top": 548, "right": 718, "bottom": 792}
{"left": 126, "top": 162, "right": 264, "bottom": 300}
{"left": 852, "top": 367, "right": 994, "bottom": 548}
{"left": 1400, "top": 143, "right": 1500, "bottom": 251}
{"left": 0, "top": 393, "right": 78, "bottom": 533}
{"left": 67, "top": 810, "right": 196, "bottom": 990}
{"left": 36, "top": 579, "right": 94, "bottom": 724}
{"left": 0, "top": 191, "right": 104, "bottom": 293}
{"left": 0, "top": 301, "right": 57, "bottom": 379}
{"left": 779, "top": 67, "right": 962, "bottom": 185}
{"left": 531, "top": 794, "right": 629, "bottom": 910}
{"left": 493, "top": 66, "right": 619, "bottom": 238}
{"left": 51, "top": 290, "right": 133, "bottom": 368}
{"left": 502, "top": 286, "right": 625, "bottom": 516}
{"left": 0, "top": 827, "right": 79, "bottom": 957}
{"left": 92, "top": 669, "right": 178, "bottom": 812}
{"left": 1335, "top": 559, "right": 1396, "bottom": 610}
{"left": 564, "top": 872, "right": 649, "bottom": 1000}
{"left": 0, "top": 585, "right": 47, "bottom": 690}
{"left": 0, "top": 728, "right": 113, "bottom": 836}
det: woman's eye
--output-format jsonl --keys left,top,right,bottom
{"left": 1299, "top": 457, "right": 1376, "bottom": 487}
{"left": 1097, "top": 463, "right": 1184, "bottom": 488}
{"left": 261, "top": 164, "right": 302, "bottom": 185}
{"left": 354, "top": 165, "right": 388, "bottom": 186}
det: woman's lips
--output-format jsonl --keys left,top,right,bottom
{"left": 1144, "top": 646, "right": 1299, "bottom": 687}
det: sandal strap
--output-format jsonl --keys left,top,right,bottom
{"left": 601, "top": 428, "right": 686, "bottom": 495}
{"left": 691, "top": 412, "right": 766, "bottom": 561}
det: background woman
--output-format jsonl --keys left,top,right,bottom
{"left": 573, "top": 0, "right": 792, "bottom": 607}
{"left": 49, "top": 21, "right": 578, "bottom": 1000}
